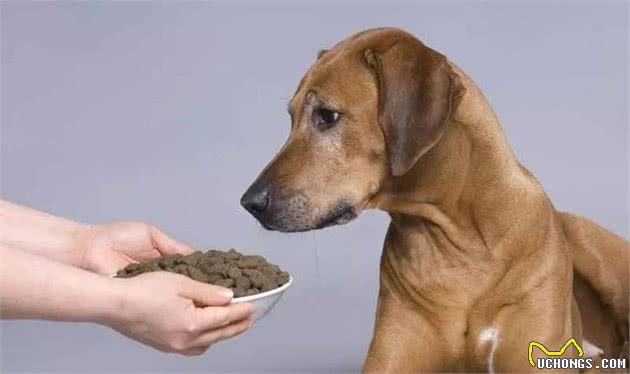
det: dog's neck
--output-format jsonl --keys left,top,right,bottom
{"left": 369, "top": 67, "right": 558, "bottom": 306}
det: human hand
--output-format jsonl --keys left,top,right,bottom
{"left": 75, "top": 222, "right": 194, "bottom": 275}
{"left": 108, "top": 271, "right": 254, "bottom": 355}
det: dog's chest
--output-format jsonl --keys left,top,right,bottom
{"left": 384, "top": 243, "right": 498, "bottom": 309}
{"left": 384, "top": 222, "right": 502, "bottom": 304}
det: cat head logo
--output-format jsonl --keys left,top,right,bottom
{"left": 528, "top": 338, "right": 584, "bottom": 367}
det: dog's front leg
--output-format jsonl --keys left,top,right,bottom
{"left": 363, "top": 291, "right": 453, "bottom": 373}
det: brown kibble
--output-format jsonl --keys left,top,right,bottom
{"left": 227, "top": 266, "right": 242, "bottom": 279}
{"left": 225, "top": 248, "right": 242, "bottom": 260}
{"left": 116, "top": 269, "right": 129, "bottom": 278}
{"left": 245, "top": 288, "right": 259, "bottom": 296}
{"left": 188, "top": 268, "right": 209, "bottom": 283}
{"left": 161, "top": 257, "right": 174, "bottom": 267}
{"left": 208, "top": 274, "right": 224, "bottom": 283}
{"left": 234, "top": 276, "right": 251, "bottom": 290}
{"left": 245, "top": 270, "right": 266, "bottom": 289}
{"left": 242, "top": 269, "right": 260, "bottom": 277}
{"left": 276, "top": 271, "right": 290, "bottom": 285}
{"left": 208, "top": 256, "right": 225, "bottom": 265}
{"left": 126, "top": 263, "right": 140, "bottom": 272}
{"left": 237, "top": 256, "right": 260, "bottom": 269}
{"left": 198, "top": 261, "right": 213, "bottom": 274}
{"left": 181, "top": 251, "right": 203, "bottom": 266}
{"left": 260, "top": 279, "right": 275, "bottom": 292}
{"left": 205, "top": 264, "right": 228, "bottom": 277}
{"left": 115, "top": 248, "right": 289, "bottom": 298}
{"left": 215, "top": 278, "right": 235, "bottom": 288}
{"left": 233, "top": 287, "right": 246, "bottom": 298}
{"left": 161, "top": 255, "right": 178, "bottom": 267}
{"left": 174, "top": 264, "right": 189, "bottom": 275}
{"left": 259, "top": 265, "right": 278, "bottom": 278}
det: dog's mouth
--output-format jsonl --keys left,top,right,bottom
{"left": 315, "top": 203, "right": 357, "bottom": 229}
{"left": 257, "top": 200, "right": 358, "bottom": 233}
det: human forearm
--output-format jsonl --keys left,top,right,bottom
{"left": 0, "top": 245, "right": 254, "bottom": 355}
{"left": 0, "top": 199, "right": 87, "bottom": 266}
{"left": 0, "top": 245, "right": 119, "bottom": 323}
{"left": 0, "top": 244, "right": 254, "bottom": 354}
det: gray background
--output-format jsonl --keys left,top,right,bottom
{"left": 1, "top": 1, "right": 627, "bottom": 373}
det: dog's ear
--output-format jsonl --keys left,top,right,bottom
{"left": 364, "top": 40, "right": 464, "bottom": 176}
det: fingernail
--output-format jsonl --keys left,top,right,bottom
{"left": 222, "top": 289, "right": 234, "bottom": 299}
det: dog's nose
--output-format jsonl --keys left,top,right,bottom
{"left": 240, "top": 185, "right": 270, "bottom": 216}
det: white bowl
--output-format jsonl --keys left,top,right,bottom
{"left": 231, "top": 276, "right": 293, "bottom": 322}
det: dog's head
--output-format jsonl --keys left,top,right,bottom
{"left": 241, "top": 28, "right": 464, "bottom": 232}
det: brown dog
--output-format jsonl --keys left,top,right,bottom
{"left": 241, "top": 28, "right": 629, "bottom": 372}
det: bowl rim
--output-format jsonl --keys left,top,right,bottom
{"left": 231, "top": 275, "right": 293, "bottom": 303}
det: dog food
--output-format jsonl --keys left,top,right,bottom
{"left": 116, "top": 249, "right": 290, "bottom": 298}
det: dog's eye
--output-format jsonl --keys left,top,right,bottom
{"left": 313, "top": 108, "right": 340, "bottom": 130}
